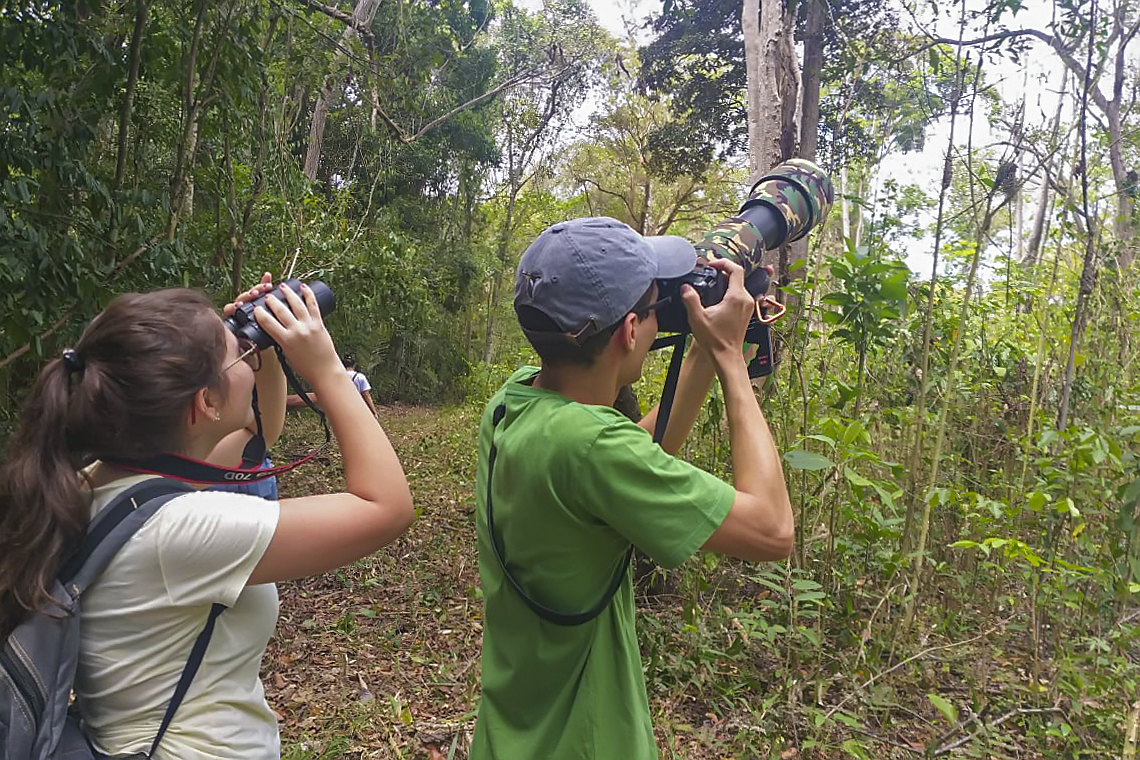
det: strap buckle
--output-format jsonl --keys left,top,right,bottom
{"left": 755, "top": 295, "right": 786, "bottom": 325}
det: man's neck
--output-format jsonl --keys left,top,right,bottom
{"left": 533, "top": 362, "right": 621, "bottom": 407}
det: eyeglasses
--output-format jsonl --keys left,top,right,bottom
{"left": 222, "top": 336, "right": 262, "bottom": 374}
{"left": 554, "top": 298, "right": 666, "bottom": 345}
{"left": 632, "top": 297, "right": 669, "bottom": 320}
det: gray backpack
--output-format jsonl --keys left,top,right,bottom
{"left": 1, "top": 478, "right": 225, "bottom": 759}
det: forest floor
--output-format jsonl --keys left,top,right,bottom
{"left": 264, "top": 405, "right": 1114, "bottom": 760}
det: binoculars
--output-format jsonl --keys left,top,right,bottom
{"left": 224, "top": 278, "right": 337, "bottom": 350}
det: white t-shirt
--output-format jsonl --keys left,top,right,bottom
{"left": 348, "top": 369, "right": 371, "bottom": 394}
{"left": 76, "top": 475, "right": 282, "bottom": 759}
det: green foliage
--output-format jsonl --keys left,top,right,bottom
{"left": 4, "top": 1, "right": 1140, "bottom": 756}
{"left": 0, "top": 0, "right": 611, "bottom": 412}
{"left": 640, "top": 0, "right": 902, "bottom": 171}
{"left": 820, "top": 244, "right": 909, "bottom": 354}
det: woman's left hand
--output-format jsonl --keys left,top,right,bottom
{"left": 222, "top": 272, "right": 274, "bottom": 318}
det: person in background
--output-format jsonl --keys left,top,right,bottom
{"left": 286, "top": 353, "right": 379, "bottom": 419}
{"left": 342, "top": 354, "right": 379, "bottom": 418}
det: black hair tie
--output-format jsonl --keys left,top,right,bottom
{"left": 61, "top": 348, "right": 86, "bottom": 374}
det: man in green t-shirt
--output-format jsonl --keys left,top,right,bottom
{"left": 471, "top": 216, "right": 794, "bottom": 759}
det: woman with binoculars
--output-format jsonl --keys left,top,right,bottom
{"left": 0, "top": 277, "right": 413, "bottom": 758}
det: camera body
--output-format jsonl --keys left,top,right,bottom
{"left": 654, "top": 264, "right": 772, "bottom": 335}
{"left": 653, "top": 265, "right": 776, "bottom": 377}
{"left": 224, "top": 278, "right": 336, "bottom": 350}
{"left": 654, "top": 265, "right": 726, "bottom": 334}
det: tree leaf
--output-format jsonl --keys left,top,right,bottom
{"left": 927, "top": 693, "right": 958, "bottom": 726}
{"left": 1124, "top": 478, "right": 1140, "bottom": 505}
{"left": 784, "top": 449, "right": 834, "bottom": 470}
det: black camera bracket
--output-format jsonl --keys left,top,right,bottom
{"left": 648, "top": 297, "right": 783, "bottom": 446}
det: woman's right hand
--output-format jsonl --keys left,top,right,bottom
{"left": 255, "top": 283, "right": 341, "bottom": 387}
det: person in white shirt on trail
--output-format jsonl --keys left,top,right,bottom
{"left": 285, "top": 353, "right": 380, "bottom": 418}
{"left": 342, "top": 354, "right": 379, "bottom": 418}
{"left": 0, "top": 279, "right": 413, "bottom": 759}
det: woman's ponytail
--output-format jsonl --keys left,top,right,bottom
{"left": 0, "top": 357, "right": 89, "bottom": 636}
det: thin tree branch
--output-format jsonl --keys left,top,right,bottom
{"left": 294, "top": 0, "right": 373, "bottom": 43}
{"left": 576, "top": 176, "right": 639, "bottom": 220}
{"left": 903, "top": 29, "right": 1111, "bottom": 113}
{"left": 373, "top": 68, "right": 556, "bottom": 144}
{"left": 934, "top": 707, "right": 1064, "bottom": 755}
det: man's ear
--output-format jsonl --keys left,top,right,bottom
{"left": 612, "top": 313, "right": 639, "bottom": 352}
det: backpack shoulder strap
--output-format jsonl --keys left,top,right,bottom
{"left": 60, "top": 478, "right": 193, "bottom": 594}
{"left": 149, "top": 602, "right": 225, "bottom": 757}
{"left": 60, "top": 477, "right": 223, "bottom": 758}
{"left": 485, "top": 404, "right": 632, "bottom": 626}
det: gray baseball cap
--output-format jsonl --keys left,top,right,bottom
{"left": 515, "top": 217, "right": 696, "bottom": 343}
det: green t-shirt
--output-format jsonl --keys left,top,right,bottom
{"left": 470, "top": 367, "right": 735, "bottom": 760}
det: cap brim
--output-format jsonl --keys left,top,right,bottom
{"left": 645, "top": 235, "right": 697, "bottom": 280}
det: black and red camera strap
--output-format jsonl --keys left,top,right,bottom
{"left": 103, "top": 349, "right": 331, "bottom": 485}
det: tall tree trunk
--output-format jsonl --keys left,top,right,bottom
{"left": 638, "top": 179, "right": 651, "bottom": 234}
{"left": 1059, "top": 0, "right": 1100, "bottom": 430}
{"left": 798, "top": 0, "right": 825, "bottom": 162}
{"left": 839, "top": 165, "right": 851, "bottom": 241}
{"left": 1024, "top": 180, "right": 1054, "bottom": 269}
{"left": 168, "top": 0, "right": 232, "bottom": 239}
{"left": 742, "top": 0, "right": 781, "bottom": 178}
{"left": 482, "top": 272, "right": 503, "bottom": 364}
{"left": 744, "top": 0, "right": 800, "bottom": 279}
{"left": 114, "top": 0, "right": 149, "bottom": 193}
{"left": 228, "top": 21, "right": 276, "bottom": 296}
{"left": 1107, "top": 1, "right": 1138, "bottom": 265}
{"left": 483, "top": 185, "right": 521, "bottom": 364}
{"left": 852, "top": 173, "right": 869, "bottom": 248}
{"left": 304, "top": 87, "right": 333, "bottom": 181}
{"left": 303, "top": 0, "right": 381, "bottom": 182}
{"left": 167, "top": 0, "right": 209, "bottom": 239}
{"left": 1106, "top": 98, "right": 1134, "bottom": 260}
{"left": 787, "top": 0, "right": 819, "bottom": 288}
{"left": 1024, "top": 71, "right": 1068, "bottom": 266}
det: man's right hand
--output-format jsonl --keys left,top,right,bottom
{"left": 680, "top": 258, "right": 756, "bottom": 367}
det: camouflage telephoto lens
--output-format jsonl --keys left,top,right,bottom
{"left": 695, "top": 158, "right": 834, "bottom": 279}
{"left": 654, "top": 159, "right": 834, "bottom": 334}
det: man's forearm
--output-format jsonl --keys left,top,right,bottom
{"left": 718, "top": 357, "right": 791, "bottom": 520}
{"left": 639, "top": 342, "right": 717, "bottom": 455}
{"left": 362, "top": 391, "right": 379, "bottom": 418}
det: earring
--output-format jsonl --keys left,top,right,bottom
{"left": 214, "top": 411, "right": 221, "bottom": 421}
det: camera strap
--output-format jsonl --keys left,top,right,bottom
{"left": 649, "top": 333, "right": 689, "bottom": 445}
{"left": 240, "top": 385, "right": 267, "bottom": 468}
{"left": 485, "top": 403, "right": 632, "bottom": 626}
{"left": 103, "top": 348, "right": 331, "bottom": 485}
